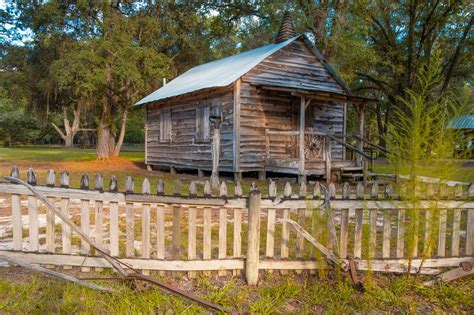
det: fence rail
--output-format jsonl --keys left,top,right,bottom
{"left": 0, "top": 167, "right": 473, "bottom": 282}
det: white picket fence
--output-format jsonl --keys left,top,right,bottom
{"left": 0, "top": 168, "right": 473, "bottom": 282}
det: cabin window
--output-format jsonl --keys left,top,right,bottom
{"left": 160, "top": 110, "right": 171, "bottom": 142}
{"left": 196, "top": 106, "right": 210, "bottom": 142}
{"left": 195, "top": 106, "right": 210, "bottom": 142}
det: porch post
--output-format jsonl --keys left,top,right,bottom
{"left": 356, "top": 104, "right": 365, "bottom": 167}
{"left": 299, "top": 96, "right": 305, "bottom": 183}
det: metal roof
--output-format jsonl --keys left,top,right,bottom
{"left": 447, "top": 115, "right": 474, "bottom": 129}
{"left": 135, "top": 36, "right": 300, "bottom": 106}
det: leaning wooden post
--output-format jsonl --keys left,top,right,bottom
{"left": 246, "top": 189, "right": 261, "bottom": 285}
{"left": 211, "top": 116, "right": 221, "bottom": 189}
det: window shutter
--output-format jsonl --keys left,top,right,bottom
{"left": 160, "top": 110, "right": 171, "bottom": 142}
{"left": 196, "top": 107, "right": 210, "bottom": 141}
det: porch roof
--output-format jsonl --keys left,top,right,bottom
{"left": 258, "top": 84, "right": 378, "bottom": 104}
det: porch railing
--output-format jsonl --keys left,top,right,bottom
{"left": 264, "top": 129, "right": 373, "bottom": 181}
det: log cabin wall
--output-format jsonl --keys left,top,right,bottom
{"left": 146, "top": 88, "right": 234, "bottom": 171}
{"left": 238, "top": 38, "right": 346, "bottom": 172}
{"left": 238, "top": 82, "right": 297, "bottom": 171}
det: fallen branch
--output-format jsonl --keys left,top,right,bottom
{"left": 0, "top": 254, "right": 112, "bottom": 292}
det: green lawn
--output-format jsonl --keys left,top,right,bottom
{"left": 0, "top": 146, "right": 144, "bottom": 162}
{"left": 0, "top": 269, "right": 472, "bottom": 313}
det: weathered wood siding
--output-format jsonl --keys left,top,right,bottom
{"left": 243, "top": 38, "right": 345, "bottom": 93}
{"left": 239, "top": 83, "right": 297, "bottom": 171}
{"left": 238, "top": 38, "right": 346, "bottom": 172}
{"left": 146, "top": 88, "right": 234, "bottom": 171}
{"left": 310, "top": 100, "right": 345, "bottom": 159}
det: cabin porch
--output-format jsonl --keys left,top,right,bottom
{"left": 253, "top": 86, "right": 372, "bottom": 183}
{"left": 263, "top": 129, "right": 366, "bottom": 182}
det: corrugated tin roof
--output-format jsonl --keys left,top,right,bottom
{"left": 135, "top": 36, "right": 300, "bottom": 106}
{"left": 447, "top": 115, "right": 474, "bottom": 129}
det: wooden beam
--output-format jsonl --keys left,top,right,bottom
{"left": 233, "top": 79, "right": 241, "bottom": 176}
{"left": 0, "top": 251, "right": 244, "bottom": 271}
{"left": 299, "top": 96, "right": 305, "bottom": 176}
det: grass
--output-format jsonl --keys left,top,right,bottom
{"left": 0, "top": 268, "right": 472, "bottom": 313}
{"left": 372, "top": 159, "right": 474, "bottom": 183}
{"left": 0, "top": 146, "right": 144, "bottom": 163}
{"left": 0, "top": 146, "right": 473, "bottom": 312}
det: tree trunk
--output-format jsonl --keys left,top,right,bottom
{"left": 51, "top": 106, "right": 81, "bottom": 148}
{"left": 113, "top": 100, "right": 129, "bottom": 157}
{"left": 97, "top": 119, "right": 116, "bottom": 159}
{"left": 97, "top": 61, "right": 119, "bottom": 160}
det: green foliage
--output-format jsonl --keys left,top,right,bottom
{"left": 0, "top": 104, "right": 42, "bottom": 146}
{"left": 386, "top": 52, "right": 470, "bottom": 182}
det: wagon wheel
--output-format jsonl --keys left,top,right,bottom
{"left": 304, "top": 135, "right": 323, "bottom": 159}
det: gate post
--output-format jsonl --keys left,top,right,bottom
{"left": 246, "top": 189, "right": 261, "bottom": 285}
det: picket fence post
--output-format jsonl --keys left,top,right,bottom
{"left": 246, "top": 189, "right": 261, "bottom": 285}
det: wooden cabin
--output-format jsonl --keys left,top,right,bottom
{"left": 136, "top": 12, "right": 374, "bottom": 182}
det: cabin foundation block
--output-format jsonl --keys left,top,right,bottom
{"left": 146, "top": 164, "right": 153, "bottom": 171}
{"left": 258, "top": 171, "right": 266, "bottom": 181}
{"left": 198, "top": 169, "right": 205, "bottom": 178}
